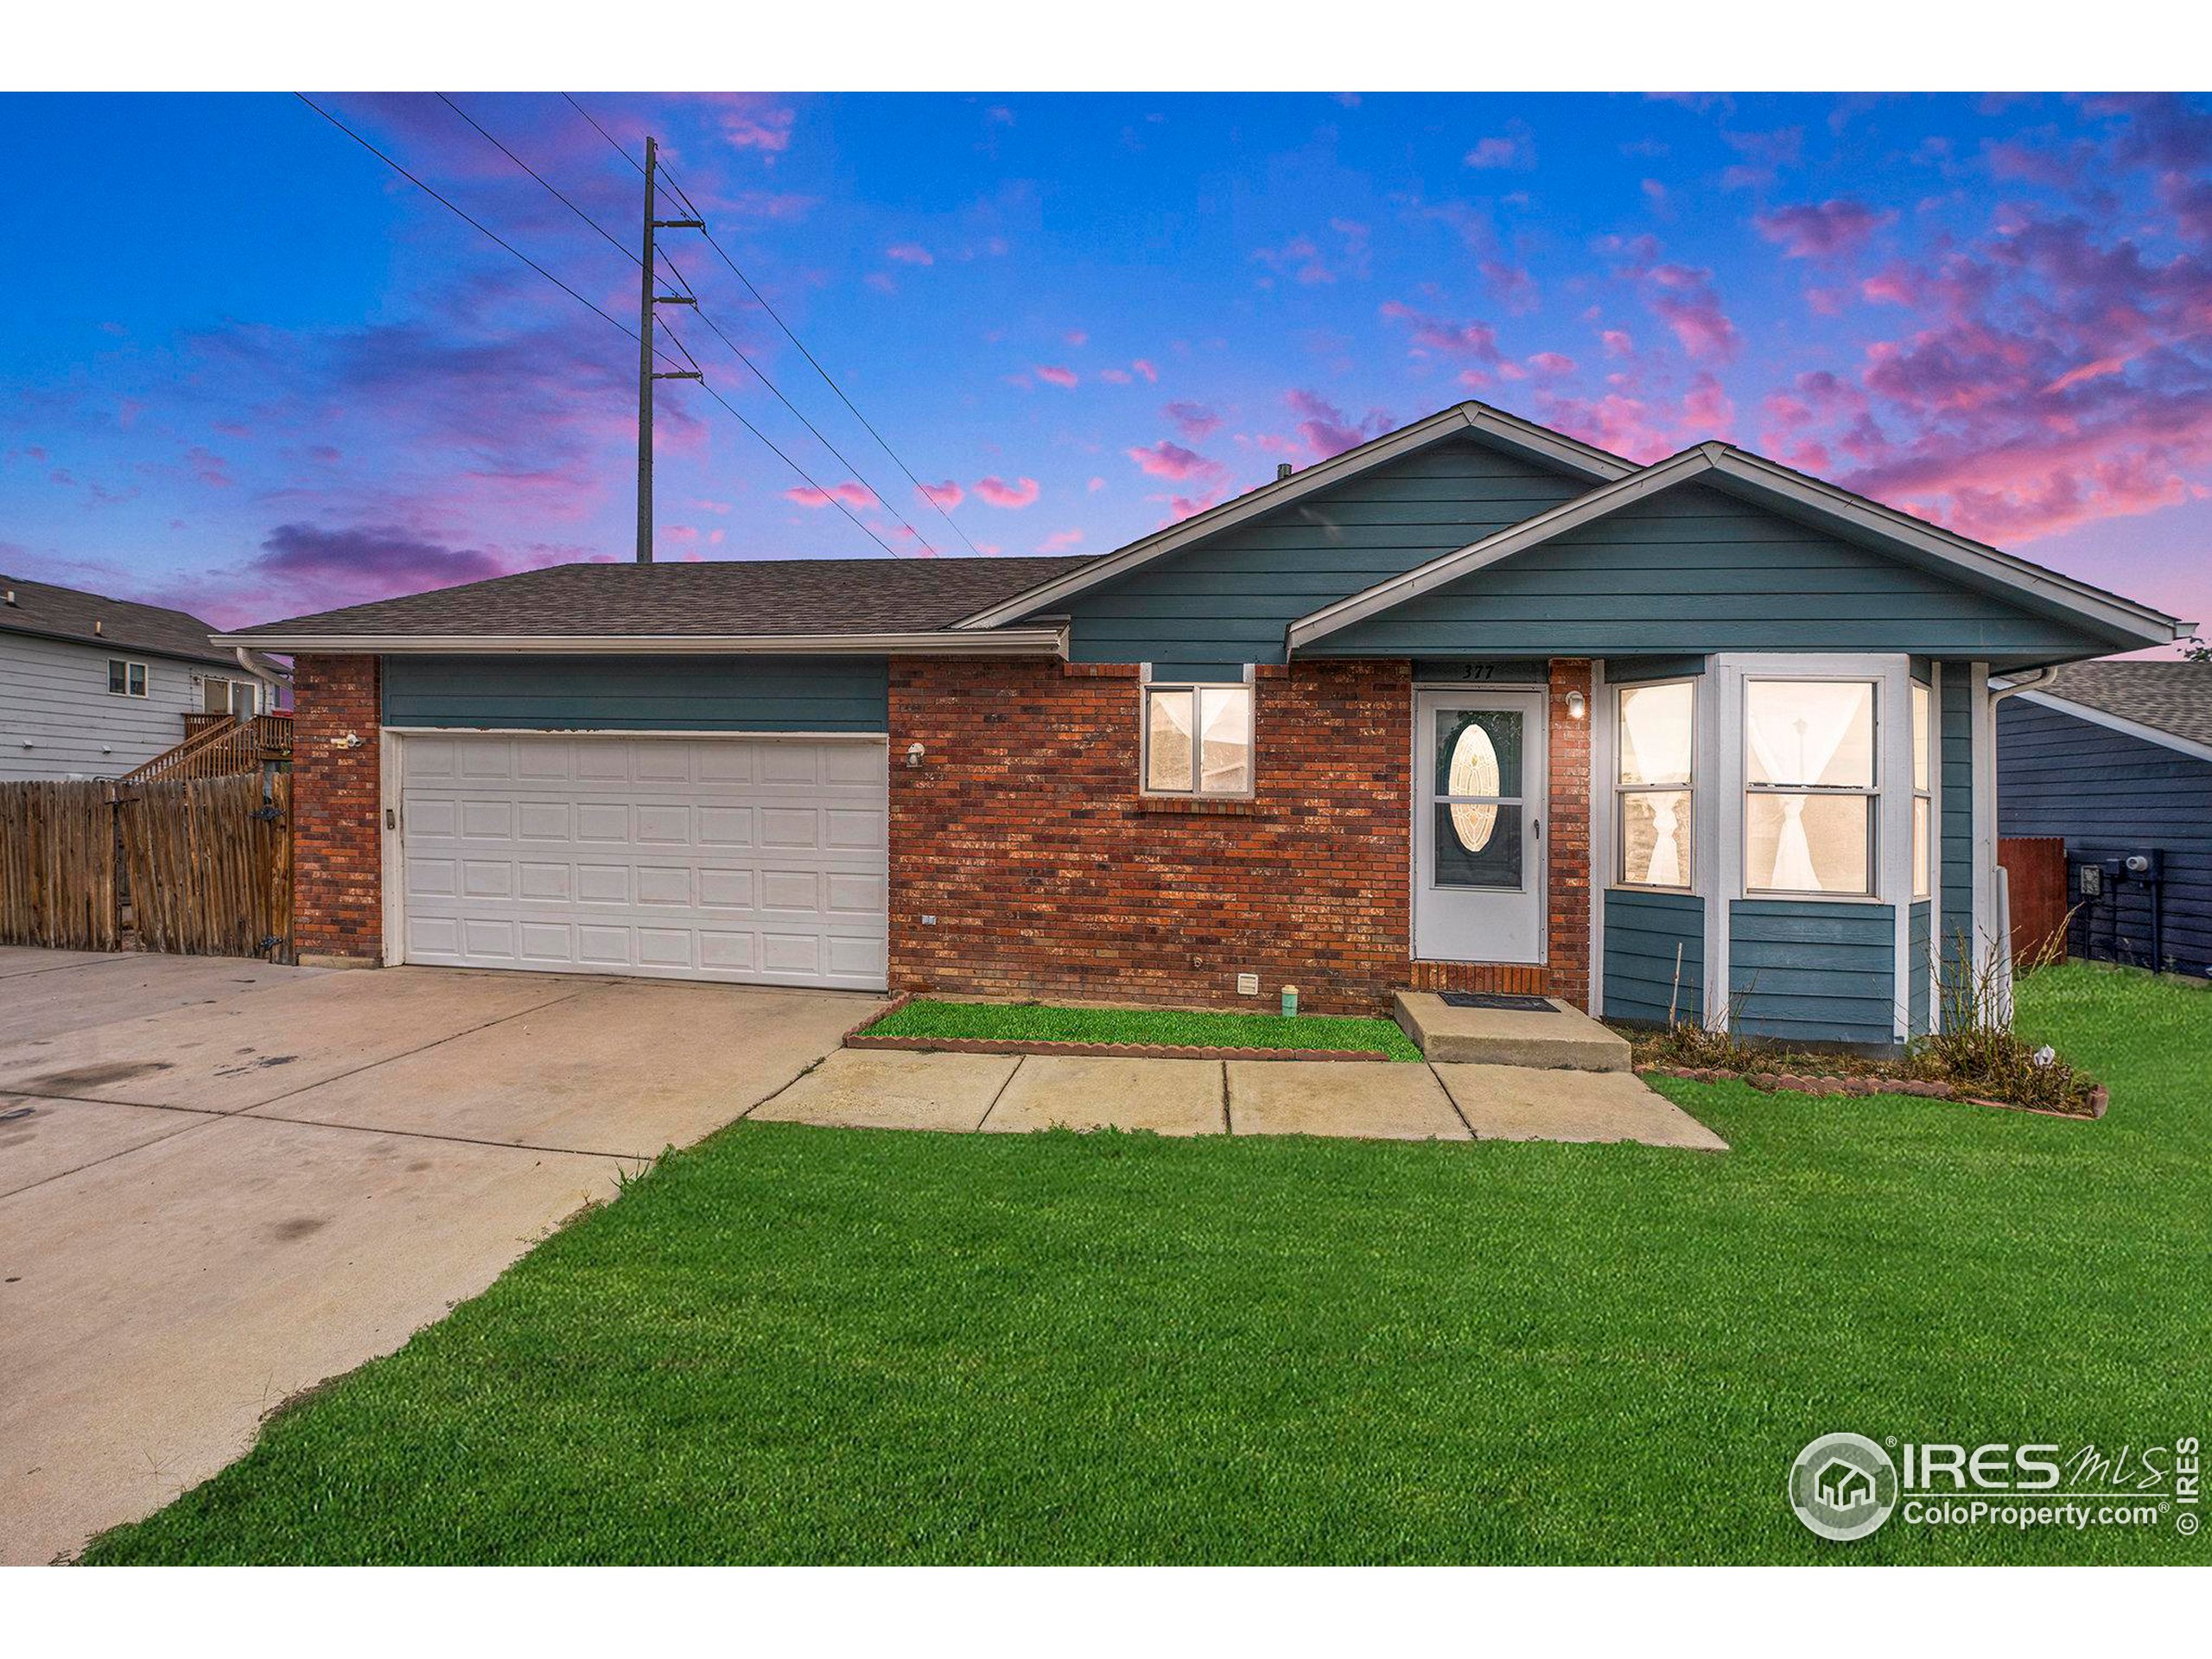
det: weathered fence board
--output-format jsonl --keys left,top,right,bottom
{"left": 0, "top": 780, "right": 119, "bottom": 950}
{"left": 1, "top": 774, "right": 290, "bottom": 959}
{"left": 118, "top": 773, "right": 293, "bottom": 959}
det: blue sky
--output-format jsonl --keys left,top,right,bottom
{"left": 3, "top": 91, "right": 2207, "bottom": 637}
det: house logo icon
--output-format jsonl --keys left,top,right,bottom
{"left": 1789, "top": 1433, "right": 1899, "bottom": 1541}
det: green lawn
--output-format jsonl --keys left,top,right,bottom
{"left": 861, "top": 995, "right": 1423, "bottom": 1060}
{"left": 86, "top": 963, "right": 2210, "bottom": 1565}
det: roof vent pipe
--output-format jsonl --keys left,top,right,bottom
{"left": 93, "top": 618, "right": 102, "bottom": 634}
{"left": 1276, "top": 463, "right": 1294, "bottom": 480}
{"left": 3, "top": 588, "right": 14, "bottom": 606}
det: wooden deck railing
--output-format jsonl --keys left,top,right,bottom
{"left": 124, "top": 711, "right": 293, "bottom": 785}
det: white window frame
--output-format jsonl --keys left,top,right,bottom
{"left": 1139, "top": 671, "right": 1255, "bottom": 799}
{"left": 1910, "top": 678, "right": 1933, "bottom": 901}
{"left": 108, "top": 658, "right": 149, "bottom": 698}
{"left": 1613, "top": 677, "right": 1697, "bottom": 893}
{"left": 1741, "top": 675, "right": 1881, "bottom": 900}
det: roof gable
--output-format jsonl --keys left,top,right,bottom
{"left": 1288, "top": 444, "right": 2185, "bottom": 661}
{"left": 951, "top": 400, "right": 1631, "bottom": 632}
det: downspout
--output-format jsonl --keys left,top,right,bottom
{"left": 1982, "top": 668, "right": 2061, "bottom": 1024}
{"left": 234, "top": 646, "right": 285, "bottom": 714}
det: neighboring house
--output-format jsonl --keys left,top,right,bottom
{"left": 0, "top": 575, "right": 277, "bottom": 781}
{"left": 214, "top": 402, "right": 2187, "bottom": 1048}
{"left": 1998, "top": 660, "right": 2212, "bottom": 978}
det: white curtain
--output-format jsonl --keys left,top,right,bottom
{"left": 1621, "top": 686, "right": 1692, "bottom": 887}
{"left": 1745, "top": 683, "right": 1866, "bottom": 892}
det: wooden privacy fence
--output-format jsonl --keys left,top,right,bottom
{"left": 1999, "top": 835, "right": 2069, "bottom": 969}
{"left": 0, "top": 773, "right": 292, "bottom": 958}
{"left": 0, "top": 780, "right": 119, "bottom": 949}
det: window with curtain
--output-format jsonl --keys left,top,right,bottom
{"left": 1143, "top": 682, "right": 1253, "bottom": 796}
{"left": 1616, "top": 680, "right": 1694, "bottom": 889}
{"left": 1743, "top": 678, "right": 1877, "bottom": 896}
{"left": 1911, "top": 681, "right": 1932, "bottom": 899}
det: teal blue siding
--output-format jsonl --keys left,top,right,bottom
{"left": 1309, "top": 485, "right": 2120, "bottom": 659}
{"left": 1603, "top": 889, "right": 1704, "bottom": 1026}
{"left": 1730, "top": 899, "right": 1897, "bottom": 1046}
{"left": 1909, "top": 900, "right": 1932, "bottom": 1036}
{"left": 1938, "top": 665, "right": 1975, "bottom": 1018}
{"left": 1047, "top": 435, "right": 1588, "bottom": 664}
{"left": 381, "top": 654, "right": 889, "bottom": 732}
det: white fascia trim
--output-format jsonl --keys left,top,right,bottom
{"left": 1288, "top": 442, "right": 2187, "bottom": 653}
{"left": 210, "top": 626, "right": 1068, "bottom": 658}
{"left": 2013, "top": 688, "right": 2212, "bottom": 768}
{"left": 949, "top": 402, "right": 1635, "bottom": 633}
{"left": 1289, "top": 448, "right": 1716, "bottom": 651}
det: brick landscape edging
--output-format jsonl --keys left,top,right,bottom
{"left": 1638, "top": 1064, "right": 2107, "bottom": 1120}
{"left": 847, "top": 1033, "right": 1392, "bottom": 1062}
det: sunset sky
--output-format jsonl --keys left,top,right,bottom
{"left": 2, "top": 90, "right": 2207, "bottom": 640}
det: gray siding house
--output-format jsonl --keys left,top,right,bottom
{"left": 1999, "top": 661, "right": 2212, "bottom": 978}
{"left": 219, "top": 402, "right": 2189, "bottom": 1046}
{"left": 0, "top": 575, "right": 274, "bottom": 781}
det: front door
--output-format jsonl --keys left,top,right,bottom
{"left": 1414, "top": 689, "right": 1546, "bottom": 963}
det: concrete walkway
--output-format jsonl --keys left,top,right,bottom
{"left": 753, "top": 1048, "right": 1728, "bottom": 1150}
{"left": 0, "top": 948, "right": 874, "bottom": 1565}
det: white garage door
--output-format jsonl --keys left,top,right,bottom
{"left": 397, "top": 733, "right": 888, "bottom": 989}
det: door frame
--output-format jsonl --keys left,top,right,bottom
{"left": 378, "top": 727, "right": 888, "bottom": 972}
{"left": 1409, "top": 686, "right": 1549, "bottom": 964}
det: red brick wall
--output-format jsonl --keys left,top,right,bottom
{"left": 1545, "top": 658, "right": 1594, "bottom": 1009}
{"left": 291, "top": 653, "right": 383, "bottom": 964}
{"left": 888, "top": 656, "right": 1598, "bottom": 1015}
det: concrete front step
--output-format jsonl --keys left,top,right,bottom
{"left": 1391, "top": 990, "right": 1631, "bottom": 1071}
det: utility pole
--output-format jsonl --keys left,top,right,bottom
{"left": 635, "top": 136, "right": 703, "bottom": 564}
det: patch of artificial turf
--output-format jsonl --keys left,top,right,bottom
{"left": 858, "top": 996, "right": 1425, "bottom": 1061}
{"left": 85, "top": 963, "right": 2211, "bottom": 1565}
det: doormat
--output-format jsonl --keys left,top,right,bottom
{"left": 1438, "top": 991, "right": 1555, "bottom": 1012}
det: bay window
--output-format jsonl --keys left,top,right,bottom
{"left": 1143, "top": 680, "right": 1253, "bottom": 797}
{"left": 1616, "top": 680, "right": 1694, "bottom": 889}
{"left": 1743, "top": 678, "right": 1877, "bottom": 897}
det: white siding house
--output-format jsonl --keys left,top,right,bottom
{"left": 0, "top": 575, "right": 275, "bottom": 781}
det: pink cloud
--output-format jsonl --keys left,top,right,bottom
{"left": 785, "top": 480, "right": 880, "bottom": 511}
{"left": 1284, "top": 389, "right": 1392, "bottom": 459}
{"left": 885, "top": 242, "right": 934, "bottom": 266}
{"left": 1132, "top": 359, "right": 1159, "bottom": 383}
{"left": 919, "top": 479, "right": 964, "bottom": 509}
{"left": 1038, "top": 528, "right": 1085, "bottom": 552}
{"left": 1127, "top": 440, "right": 1223, "bottom": 482}
{"left": 1601, "top": 328, "right": 1636, "bottom": 358}
{"left": 1065, "top": 329, "right": 1089, "bottom": 346}
{"left": 1379, "top": 300, "right": 1503, "bottom": 363}
{"left": 1098, "top": 367, "right": 1131, "bottom": 385}
{"left": 974, "top": 475, "right": 1040, "bottom": 509}
{"left": 718, "top": 103, "right": 795, "bottom": 155}
{"left": 1645, "top": 265, "right": 1741, "bottom": 361}
{"left": 1164, "top": 401, "right": 1223, "bottom": 440}
{"left": 1464, "top": 129, "right": 1533, "bottom": 169}
{"left": 1528, "top": 352, "right": 1577, "bottom": 378}
{"left": 1755, "top": 199, "right": 1896, "bottom": 259}
{"left": 1034, "top": 364, "right": 1079, "bottom": 388}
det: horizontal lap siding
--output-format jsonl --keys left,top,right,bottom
{"left": 1313, "top": 486, "right": 2113, "bottom": 658}
{"left": 1603, "top": 888, "right": 1703, "bottom": 1026}
{"left": 0, "top": 633, "right": 207, "bottom": 779}
{"left": 1054, "top": 437, "right": 1587, "bottom": 665}
{"left": 1730, "top": 898, "right": 1897, "bottom": 1046}
{"left": 1998, "top": 696, "right": 2212, "bottom": 976}
{"left": 382, "top": 654, "right": 890, "bottom": 733}
{"left": 1909, "top": 900, "right": 1932, "bottom": 1035}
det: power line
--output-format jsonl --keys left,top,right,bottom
{"left": 559, "top": 94, "right": 984, "bottom": 557}
{"left": 296, "top": 92, "right": 903, "bottom": 558}
{"left": 451, "top": 92, "right": 937, "bottom": 554}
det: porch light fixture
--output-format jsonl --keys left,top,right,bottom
{"left": 906, "top": 741, "right": 925, "bottom": 767}
{"left": 1566, "top": 690, "right": 1586, "bottom": 720}
{"left": 330, "top": 731, "right": 365, "bottom": 750}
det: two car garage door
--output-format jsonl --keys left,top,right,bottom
{"left": 396, "top": 733, "right": 888, "bottom": 990}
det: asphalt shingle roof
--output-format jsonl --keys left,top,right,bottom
{"left": 2044, "top": 659, "right": 2212, "bottom": 750}
{"left": 0, "top": 573, "right": 234, "bottom": 668}
{"left": 221, "top": 556, "right": 1102, "bottom": 639}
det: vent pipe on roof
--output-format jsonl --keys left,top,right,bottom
{"left": 3, "top": 588, "right": 14, "bottom": 606}
{"left": 93, "top": 618, "right": 102, "bottom": 634}
{"left": 1276, "top": 463, "right": 1294, "bottom": 480}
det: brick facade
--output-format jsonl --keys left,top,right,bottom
{"left": 888, "top": 655, "right": 1598, "bottom": 1015}
{"left": 290, "top": 653, "right": 383, "bottom": 965}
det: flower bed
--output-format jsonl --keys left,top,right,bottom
{"left": 1637, "top": 1063, "right": 2107, "bottom": 1118}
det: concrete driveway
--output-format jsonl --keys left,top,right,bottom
{"left": 0, "top": 946, "right": 876, "bottom": 1564}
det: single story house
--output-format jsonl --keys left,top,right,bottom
{"left": 1998, "top": 659, "right": 2212, "bottom": 978}
{"left": 216, "top": 402, "right": 2189, "bottom": 1047}
{"left": 1, "top": 574, "right": 280, "bottom": 781}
